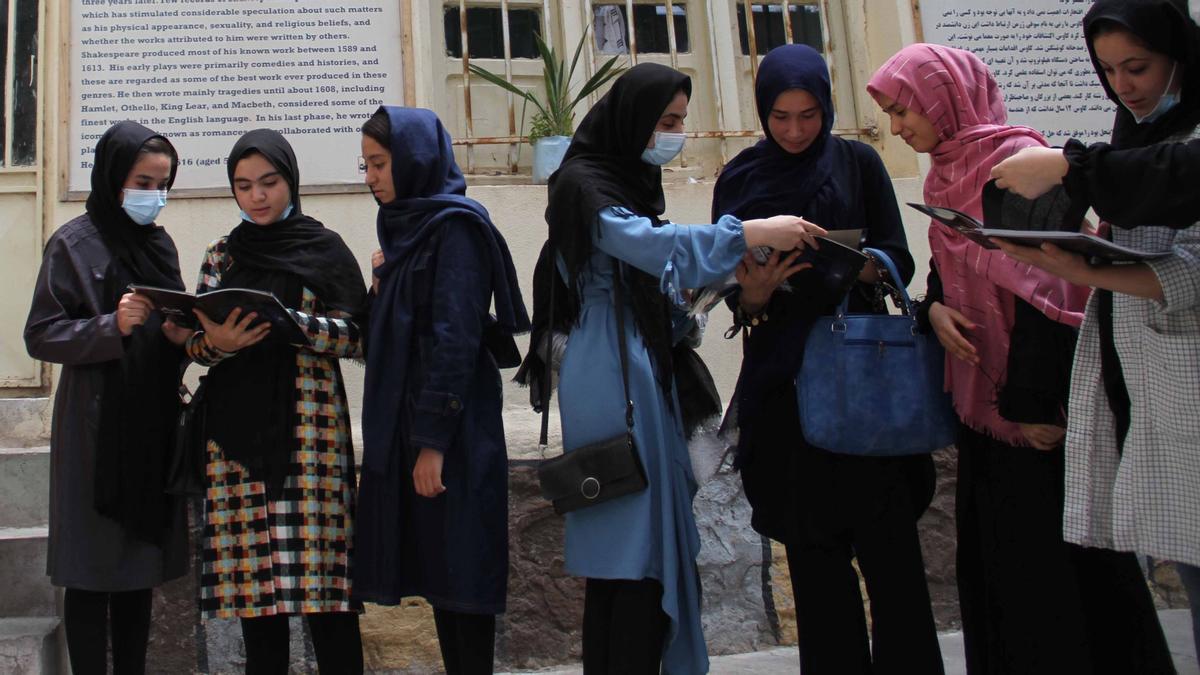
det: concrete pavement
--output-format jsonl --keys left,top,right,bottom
{"left": 501, "top": 609, "right": 1198, "bottom": 674}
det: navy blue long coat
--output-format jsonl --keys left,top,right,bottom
{"left": 353, "top": 220, "right": 509, "bottom": 614}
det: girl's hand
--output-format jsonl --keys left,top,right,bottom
{"left": 116, "top": 292, "right": 154, "bottom": 336}
{"left": 928, "top": 301, "right": 979, "bottom": 365}
{"left": 1019, "top": 423, "right": 1066, "bottom": 451}
{"left": 992, "top": 240, "right": 1093, "bottom": 287}
{"left": 371, "top": 249, "right": 385, "bottom": 293}
{"left": 161, "top": 319, "right": 195, "bottom": 347}
{"left": 990, "top": 147, "right": 1069, "bottom": 200}
{"left": 193, "top": 307, "right": 271, "bottom": 352}
{"left": 743, "top": 215, "right": 827, "bottom": 252}
{"left": 413, "top": 448, "right": 446, "bottom": 498}
{"left": 736, "top": 250, "right": 811, "bottom": 312}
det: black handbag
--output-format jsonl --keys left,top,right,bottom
{"left": 166, "top": 377, "right": 207, "bottom": 497}
{"left": 536, "top": 257, "right": 648, "bottom": 515}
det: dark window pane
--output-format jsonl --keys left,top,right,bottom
{"left": 790, "top": 4, "right": 823, "bottom": 52}
{"left": 593, "top": 4, "right": 689, "bottom": 54}
{"left": 12, "top": 0, "right": 37, "bottom": 165}
{"left": 444, "top": 6, "right": 541, "bottom": 59}
{"left": 0, "top": 0, "right": 10, "bottom": 167}
{"left": 737, "top": 4, "right": 822, "bottom": 56}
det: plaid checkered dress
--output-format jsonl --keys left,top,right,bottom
{"left": 186, "top": 237, "right": 363, "bottom": 619}
{"left": 1063, "top": 125, "right": 1200, "bottom": 567}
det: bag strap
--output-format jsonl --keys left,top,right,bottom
{"left": 834, "top": 247, "right": 917, "bottom": 319}
{"left": 609, "top": 257, "right": 636, "bottom": 436}
{"left": 538, "top": 252, "right": 636, "bottom": 457}
{"left": 538, "top": 260, "right": 557, "bottom": 455}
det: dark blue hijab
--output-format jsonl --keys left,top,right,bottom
{"left": 362, "top": 106, "right": 529, "bottom": 475}
{"left": 712, "top": 44, "right": 837, "bottom": 221}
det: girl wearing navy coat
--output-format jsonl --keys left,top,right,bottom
{"left": 352, "top": 106, "right": 530, "bottom": 675}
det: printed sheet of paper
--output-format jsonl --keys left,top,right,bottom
{"left": 70, "top": 0, "right": 403, "bottom": 191}
{"left": 919, "top": 0, "right": 1114, "bottom": 145}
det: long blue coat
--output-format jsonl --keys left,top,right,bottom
{"left": 354, "top": 220, "right": 509, "bottom": 614}
{"left": 558, "top": 207, "right": 746, "bottom": 674}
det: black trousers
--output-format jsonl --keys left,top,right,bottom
{"left": 582, "top": 578, "right": 670, "bottom": 674}
{"left": 784, "top": 453, "right": 944, "bottom": 675}
{"left": 432, "top": 607, "right": 497, "bottom": 675}
{"left": 64, "top": 588, "right": 154, "bottom": 675}
{"left": 956, "top": 426, "right": 1174, "bottom": 675}
{"left": 240, "top": 611, "right": 363, "bottom": 675}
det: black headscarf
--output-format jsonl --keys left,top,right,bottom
{"left": 360, "top": 106, "right": 529, "bottom": 476}
{"left": 1083, "top": 0, "right": 1200, "bottom": 449}
{"left": 88, "top": 121, "right": 186, "bottom": 543}
{"left": 1085, "top": 0, "right": 1200, "bottom": 150}
{"left": 520, "top": 63, "right": 692, "bottom": 398}
{"left": 204, "top": 129, "right": 367, "bottom": 491}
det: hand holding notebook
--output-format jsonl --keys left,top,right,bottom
{"left": 129, "top": 285, "right": 311, "bottom": 346}
{"left": 906, "top": 181, "right": 1169, "bottom": 263}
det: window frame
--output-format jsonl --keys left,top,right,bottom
{"left": 589, "top": 1, "right": 693, "bottom": 56}
{"left": 413, "top": 0, "right": 876, "bottom": 177}
{"left": 1, "top": 0, "right": 41, "bottom": 171}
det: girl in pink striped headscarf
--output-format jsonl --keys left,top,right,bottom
{"left": 868, "top": 43, "right": 1091, "bottom": 445}
{"left": 868, "top": 43, "right": 1173, "bottom": 675}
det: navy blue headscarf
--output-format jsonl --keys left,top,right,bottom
{"left": 362, "top": 106, "right": 529, "bottom": 475}
{"left": 712, "top": 45, "right": 837, "bottom": 221}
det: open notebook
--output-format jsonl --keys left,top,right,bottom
{"left": 129, "top": 285, "right": 311, "bottom": 346}
{"left": 907, "top": 182, "right": 1169, "bottom": 263}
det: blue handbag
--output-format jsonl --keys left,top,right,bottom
{"left": 795, "top": 248, "right": 957, "bottom": 456}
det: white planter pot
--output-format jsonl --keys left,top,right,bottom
{"left": 532, "top": 135, "right": 571, "bottom": 184}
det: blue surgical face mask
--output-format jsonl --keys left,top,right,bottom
{"left": 1127, "top": 62, "right": 1180, "bottom": 124}
{"left": 240, "top": 202, "right": 294, "bottom": 224}
{"left": 640, "top": 131, "right": 686, "bottom": 165}
{"left": 121, "top": 189, "right": 167, "bottom": 226}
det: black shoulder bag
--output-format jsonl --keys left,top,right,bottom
{"left": 536, "top": 257, "right": 649, "bottom": 515}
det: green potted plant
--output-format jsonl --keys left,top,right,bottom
{"left": 469, "top": 29, "right": 624, "bottom": 182}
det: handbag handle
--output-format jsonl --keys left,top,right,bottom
{"left": 834, "top": 247, "right": 916, "bottom": 319}
{"left": 538, "top": 252, "right": 635, "bottom": 457}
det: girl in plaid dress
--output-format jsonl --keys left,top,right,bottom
{"left": 183, "top": 129, "right": 368, "bottom": 673}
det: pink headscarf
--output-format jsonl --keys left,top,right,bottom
{"left": 868, "top": 43, "right": 1091, "bottom": 446}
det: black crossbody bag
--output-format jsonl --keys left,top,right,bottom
{"left": 536, "top": 257, "right": 649, "bottom": 515}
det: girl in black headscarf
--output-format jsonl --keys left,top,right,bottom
{"left": 997, "top": 0, "right": 1200, "bottom": 667}
{"left": 24, "top": 121, "right": 188, "bottom": 674}
{"left": 519, "top": 62, "right": 814, "bottom": 674}
{"left": 179, "top": 129, "right": 367, "bottom": 673}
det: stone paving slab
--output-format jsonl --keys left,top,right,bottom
{"left": 500, "top": 609, "right": 1198, "bottom": 675}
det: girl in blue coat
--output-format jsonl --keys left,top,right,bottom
{"left": 521, "top": 63, "right": 817, "bottom": 674}
{"left": 353, "top": 106, "right": 530, "bottom": 674}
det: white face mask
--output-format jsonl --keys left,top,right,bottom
{"left": 1126, "top": 61, "right": 1180, "bottom": 124}
{"left": 640, "top": 131, "right": 686, "bottom": 165}
{"left": 240, "top": 202, "right": 294, "bottom": 224}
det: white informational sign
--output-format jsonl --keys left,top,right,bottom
{"left": 70, "top": 1, "right": 403, "bottom": 191}
{"left": 919, "top": 0, "right": 1114, "bottom": 145}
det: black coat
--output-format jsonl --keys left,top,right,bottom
{"left": 723, "top": 138, "right": 931, "bottom": 544}
{"left": 24, "top": 215, "right": 187, "bottom": 590}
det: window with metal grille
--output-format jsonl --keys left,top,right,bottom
{"left": 591, "top": 3, "right": 690, "bottom": 55}
{"left": 736, "top": 2, "right": 822, "bottom": 55}
{"left": 0, "top": 0, "right": 38, "bottom": 167}
{"left": 422, "top": 0, "right": 869, "bottom": 176}
{"left": 443, "top": 6, "right": 542, "bottom": 59}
